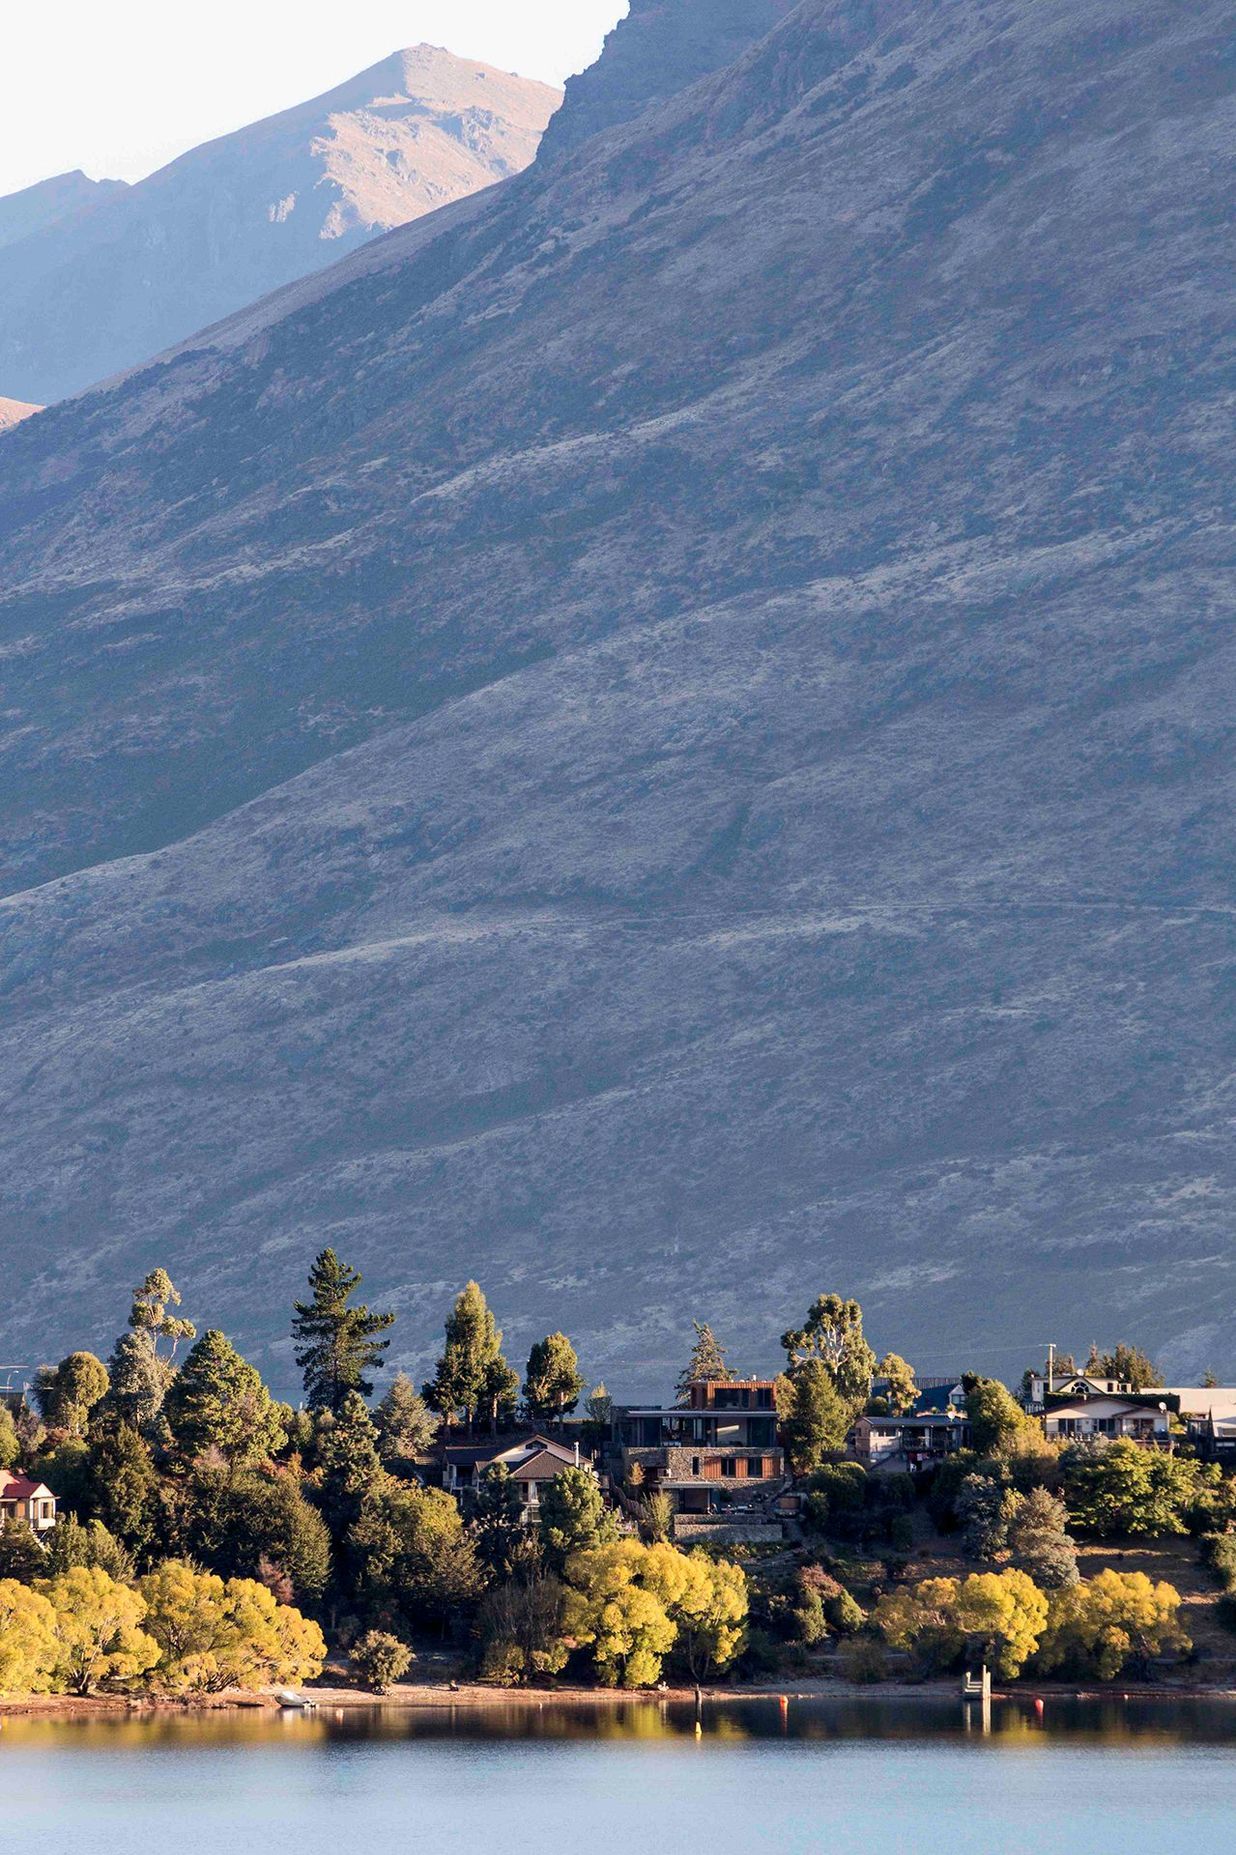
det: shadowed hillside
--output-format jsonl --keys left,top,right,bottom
{"left": 0, "top": 0, "right": 1233, "bottom": 1395}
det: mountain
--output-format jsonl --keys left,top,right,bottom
{"left": 0, "top": 0, "right": 1234, "bottom": 1398}
{"left": 0, "top": 171, "right": 128, "bottom": 251}
{"left": 0, "top": 396, "right": 40, "bottom": 431}
{"left": 0, "top": 46, "right": 561, "bottom": 405}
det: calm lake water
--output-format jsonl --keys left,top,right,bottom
{"left": 5, "top": 1696, "right": 1236, "bottom": 1854}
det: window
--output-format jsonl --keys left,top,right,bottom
{"left": 722, "top": 1458, "right": 738, "bottom": 1478}
{"left": 691, "top": 1457, "right": 701, "bottom": 1477}
{"left": 747, "top": 1458, "right": 763, "bottom": 1479}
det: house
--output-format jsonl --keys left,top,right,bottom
{"left": 1024, "top": 1370, "right": 1140, "bottom": 1414}
{"left": 0, "top": 1468, "right": 57, "bottom": 1532}
{"left": 912, "top": 1380, "right": 966, "bottom": 1416}
{"left": 852, "top": 1412, "right": 971, "bottom": 1472}
{"left": 615, "top": 1377, "right": 785, "bottom": 1518}
{"left": 1041, "top": 1386, "right": 1176, "bottom": 1446}
{"left": 1188, "top": 1412, "right": 1236, "bottom": 1464}
{"left": 440, "top": 1433, "right": 589, "bottom": 1517}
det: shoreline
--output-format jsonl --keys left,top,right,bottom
{"left": 5, "top": 1677, "right": 1236, "bottom": 1719}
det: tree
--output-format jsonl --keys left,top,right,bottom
{"left": 523, "top": 1334, "right": 585, "bottom": 1422}
{"left": 138, "top": 1562, "right": 325, "bottom": 1692}
{"left": 0, "top": 1405, "right": 19, "bottom": 1469}
{"left": 871, "top": 1353, "right": 918, "bottom": 1417}
{"left": 34, "top": 1353, "right": 110, "bottom": 1437}
{"left": 642, "top": 1543, "right": 748, "bottom": 1680}
{"left": 1037, "top": 1570, "right": 1188, "bottom": 1680}
{"left": 105, "top": 1329, "right": 172, "bottom": 1432}
{"left": 538, "top": 1467, "right": 617, "bottom": 1567}
{"left": 344, "top": 1479, "right": 485, "bottom": 1631}
{"left": 292, "top": 1250, "right": 395, "bottom": 1414}
{"left": 956, "top": 1470, "right": 1018, "bottom": 1561}
{"left": 208, "top": 1473, "right": 332, "bottom": 1606}
{"left": 40, "top": 1566, "right": 160, "bottom": 1695}
{"left": 1006, "top": 1487, "right": 1078, "bottom": 1589}
{"left": 585, "top": 1385, "right": 613, "bottom": 1428}
{"left": 0, "top": 1578, "right": 60, "bottom": 1695}
{"left": 164, "top": 1330, "right": 284, "bottom": 1469}
{"left": 1087, "top": 1344, "right": 1163, "bottom": 1390}
{"left": 128, "top": 1269, "right": 197, "bottom": 1360}
{"left": 44, "top": 1516, "right": 135, "bottom": 1584}
{"left": 471, "top": 1464, "right": 527, "bottom": 1578}
{"left": 375, "top": 1374, "right": 438, "bottom": 1469}
{"left": 88, "top": 1423, "right": 159, "bottom": 1560}
{"left": 315, "top": 1392, "right": 383, "bottom": 1538}
{"left": 477, "top": 1566, "right": 569, "bottom": 1685}
{"left": 873, "top": 1570, "right": 1048, "bottom": 1679}
{"left": 962, "top": 1376, "right": 1036, "bottom": 1456}
{"left": 675, "top": 1323, "right": 733, "bottom": 1398}
{"left": 561, "top": 1541, "right": 678, "bottom": 1688}
{"left": 351, "top": 1630, "right": 413, "bottom": 1693}
{"left": 423, "top": 1282, "right": 517, "bottom": 1432}
{"left": 781, "top": 1295, "right": 877, "bottom": 1411}
{"left": 1061, "top": 1440, "right": 1198, "bottom": 1539}
{"left": 0, "top": 1522, "right": 47, "bottom": 1583}
{"left": 638, "top": 1491, "right": 675, "bottom": 1545}
{"left": 780, "top": 1359, "right": 851, "bottom": 1475}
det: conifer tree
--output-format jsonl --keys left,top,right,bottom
{"left": 375, "top": 1373, "right": 438, "bottom": 1468}
{"left": 316, "top": 1391, "right": 383, "bottom": 1538}
{"left": 164, "top": 1330, "right": 284, "bottom": 1468}
{"left": 423, "top": 1282, "right": 518, "bottom": 1433}
{"left": 291, "top": 1250, "right": 395, "bottom": 1413}
{"left": 523, "top": 1333, "right": 585, "bottom": 1423}
{"left": 676, "top": 1322, "right": 734, "bottom": 1398}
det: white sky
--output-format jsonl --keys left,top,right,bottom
{"left": 0, "top": 1, "right": 628, "bottom": 198}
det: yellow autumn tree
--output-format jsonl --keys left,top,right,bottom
{"left": 39, "top": 1567, "right": 160, "bottom": 1695}
{"left": 642, "top": 1543, "right": 748, "bottom": 1679}
{"left": 561, "top": 1541, "right": 677, "bottom": 1688}
{"left": 1036, "top": 1570, "right": 1189, "bottom": 1681}
{"left": 140, "top": 1563, "right": 325, "bottom": 1692}
{"left": 874, "top": 1569, "right": 1047, "bottom": 1678}
{"left": 0, "top": 1578, "right": 60, "bottom": 1695}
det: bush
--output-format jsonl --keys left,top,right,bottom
{"left": 888, "top": 1514, "right": 915, "bottom": 1553}
{"left": 1203, "top": 1531, "right": 1236, "bottom": 1592}
{"left": 828, "top": 1590, "right": 866, "bottom": 1636}
{"left": 1036, "top": 1570, "right": 1189, "bottom": 1681}
{"left": 351, "top": 1631, "right": 413, "bottom": 1694}
{"left": 838, "top": 1636, "right": 887, "bottom": 1684}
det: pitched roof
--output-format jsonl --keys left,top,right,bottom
{"left": 0, "top": 1468, "right": 52, "bottom": 1501}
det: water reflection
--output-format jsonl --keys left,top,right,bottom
{"left": 4, "top": 1693, "right": 1236, "bottom": 1753}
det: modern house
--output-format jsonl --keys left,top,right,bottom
{"left": 0, "top": 1468, "right": 57, "bottom": 1532}
{"left": 439, "top": 1433, "right": 588, "bottom": 1517}
{"left": 912, "top": 1381, "right": 966, "bottom": 1416}
{"left": 852, "top": 1411, "right": 971, "bottom": 1472}
{"left": 615, "top": 1377, "right": 785, "bottom": 1517}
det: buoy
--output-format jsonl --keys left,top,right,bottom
{"left": 1034, "top": 1698, "right": 1044, "bottom": 1719}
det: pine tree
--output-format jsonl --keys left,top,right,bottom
{"left": 523, "top": 1333, "right": 584, "bottom": 1423}
{"left": 423, "top": 1282, "right": 517, "bottom": 1433}
{"left": 471, "top": 1464, "right": 525, "bottom": 1577}
{"left": 316, "top": 1391, "right": 384, "bottom": 1538}
{"left": 676, "top": 1322, "right": 733, "bottom": 1398}
{"left": 164, "top": 1329, "right": 284, "bottom": 1468}
{"left": 375, "top": 1374, "right": 438, "bottom": 1468}
{"left": 292, "top": 1250, "right": 395, "bottom": 1413}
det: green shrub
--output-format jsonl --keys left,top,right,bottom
{"left": 1202, "top": 1531, "right": 1236, "bottom": 1592}
{"left": 351, "top": 1630, "right": 413, "bottom": 1694}
{"left": 838, "top": 1636, "right": 887, "bottom": 1684}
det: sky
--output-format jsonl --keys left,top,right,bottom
{"left": 0, "top": 1, "right": 628, "bottom": 198}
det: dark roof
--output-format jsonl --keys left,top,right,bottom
{"left": 441, "top": 1432, "right": 560, "bottom": 1468}
{"left": 509, "top": 1445, "right": 579, "bottom": 1481}
{"left": 913, "top": 1385, "right": 963, "bottom": 1414}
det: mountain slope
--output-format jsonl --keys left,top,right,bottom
{"left": 0, "top": 46, "right": 560, "bottom": 405}
{"left": 0, "top": 170, "right": 128, "bottom": 251}
{"left": 0, "top": 0, "right": 1233, "bottom": 1394}
{"left": 0, "top": 396, "right": 40, "bottom": 431}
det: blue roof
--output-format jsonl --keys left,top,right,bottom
{"left": 914, "top": 1384, "right": 964, "bottom": 1414}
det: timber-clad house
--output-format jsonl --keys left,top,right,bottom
{"left": 614, "top": 1377, "right": 785, "bottom": 1517}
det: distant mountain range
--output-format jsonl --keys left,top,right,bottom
{"left": 0, "top": 45, "right": 560, "bottom": 405}
{"left": 0, "top": 0, "right": 1233, "bottom": 1399}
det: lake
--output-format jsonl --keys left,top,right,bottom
{"left": 5, "top": 1695, "right": 1236, "bottom": 1855}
